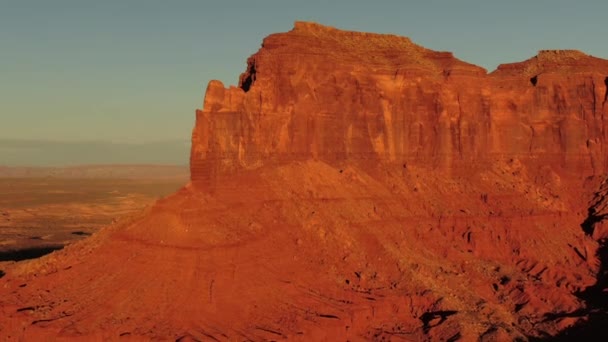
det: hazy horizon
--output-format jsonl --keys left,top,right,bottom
{"left": 0, "top": 138, "right": 190, "bottom": 167}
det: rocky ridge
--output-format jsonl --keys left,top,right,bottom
{"left": 192, "top": 22, "right": 608, "bottom": 188}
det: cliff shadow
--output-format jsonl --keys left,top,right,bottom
{"left": 0, "top": 245, "right": 64, "bottom": 262}
{"left": 540, "top": 238, "right": 608, "bottom": 341}
{"left": 603, "top": 76, "right": 608, "bottom": 104}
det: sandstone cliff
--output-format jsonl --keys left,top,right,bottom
{"left": 192, "top": 22, "right": 608, "bottom": 187}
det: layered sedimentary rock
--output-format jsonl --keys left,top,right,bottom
{"left": 2, "top": 22, "right": 608, "bottom": 341}
{"left": 191, "top": 22, "right": 608, "bottom": 188}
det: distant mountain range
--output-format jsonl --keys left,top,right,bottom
{"left": 0, "top": 139, "right": 190, "bottom": 167}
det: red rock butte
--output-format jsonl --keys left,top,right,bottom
{"left": 2, "top": 22, "right": 608, "bottom": 341}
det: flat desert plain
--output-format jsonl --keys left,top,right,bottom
{"left": 0, "top": 165, "right": 188, "bottom": 264}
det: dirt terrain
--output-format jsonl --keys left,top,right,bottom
{"left": 1, "top": 22, "right": 608, "bottom": 341}
{"left": 0, "top": 166, "right": 187, "bottom": 263}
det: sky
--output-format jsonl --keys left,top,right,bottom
{"left": 1, "top": 0, "right": 608, "bottom": 146}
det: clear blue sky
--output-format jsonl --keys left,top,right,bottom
{"left": 2, "top": 0, "right": 607, "bottom": 143}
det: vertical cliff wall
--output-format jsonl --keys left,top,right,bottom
{"left": 191, "top": 22, "right": 608, "bottom": 187}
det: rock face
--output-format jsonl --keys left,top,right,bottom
{"left": 191, "top": 22, "right": 608, "bottom": 188}
{"left": 2, "top": 22, "right": 608, "bottom": 341}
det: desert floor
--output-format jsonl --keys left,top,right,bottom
{"left": 0, "top": 168, "right": 187, "bottom": 264}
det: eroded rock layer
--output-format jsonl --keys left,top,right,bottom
{"left": 191, "top": 22, "right": 608, "bottom": 187}
{"left": 2, "top": 22, "right": 608, "bottom": 341}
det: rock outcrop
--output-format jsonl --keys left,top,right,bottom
{"left": 2, "top": 22, "right": 608, "bottom": 341}
{"left": 191, "top": 22, "right": 608, "bottom": 188}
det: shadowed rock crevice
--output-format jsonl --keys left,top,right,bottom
{"left": 420, "top": 310, "right": 458, "bottom": 333}
{"left": 530, "top": 75, "right": 538, "bottom": 86}
{"left": 581, "top": 208, "right": 607, "bottom": 236}
{"left": 240, "top": 61, "right": 256, "bottom": 92}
